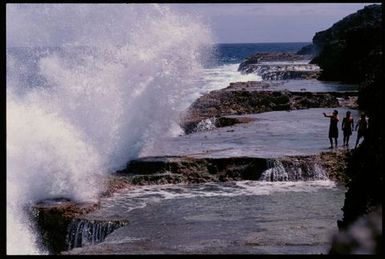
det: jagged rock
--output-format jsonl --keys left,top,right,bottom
{"left": 309, "top": 4, "right": 383, "bottom": 234}
{"left": 186, "top": 116, "right": 257, "bottom": 134}
{"left": 310, "top": 4, "right": 382, "bottom": 83}
{"left": 226, "top": 81, "right": 271, "bottom": 91}
{"left": 114, "top": 152, "right": 350, "bottom": 185}
{"left": 238, "top": 52, "right": 308, "bottom": 71}
{"left": 32, "top": 198, "right": 128, "bottom": 254}
{"left": 101, "top": 175, "right": 134, "bottom": 197}
{"left": 237, "top": 52, "right": 320, "bottom": 80}
{"left": 336, "top": 96, "right": 358, "bottom": 109}
{"left": 32, "top": 150, "right": 352, "bottom": 254}
{"left": 117, "top": 156, "right": 268, "bottom": 183}
{"left": 215, "top": 116, "right": 256, "bottom": 128}
{"left": 329, "top": 207, "right": 382, "bottom": 254}
{"left": 319, "top": 149, "right": 352, "bottom": 185}
{"left": 260, "top": 69, "right": 320, "bottom": 80}
{"left": 240, "top": 64, "right": 320, "bottom": 80}
{"left": 296, "top": 44, "right": 319, "bottom": 57}
{"left": 180, "top": 82, "right": 356, "bottom": 134}
{"left": 32, "top": 199, "right": 100, "bottom": 254}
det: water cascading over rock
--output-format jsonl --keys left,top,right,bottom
{"left": 260, "top": 158, "right": 328, "bottom": 181}
{"left": 66, "top": 219, "right": 128, "bottom": 250}
{"left": 260, "top": 160, "right": 289, "bottom": 181}
{"left": 237, "top": 52, "right": 321, "bottom": 80}
{"left": 242, "top": 63, "right": 321, "bottom": 80}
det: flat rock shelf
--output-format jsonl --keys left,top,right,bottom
{"left": 63, "top": 180, "right": 345, "bottom": 254}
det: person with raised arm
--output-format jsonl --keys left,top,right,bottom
{"left": 323, "top": 110, "right": 339, "bottom": 149}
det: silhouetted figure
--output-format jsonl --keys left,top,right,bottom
{"left": 323, "top": 110, "right": 339, "bottom": 149}
{"left": 355, "top": 113, "right": 368, "bottom": 149}
{"left": 342, "top": 111, "right": 354, "bottom": 147}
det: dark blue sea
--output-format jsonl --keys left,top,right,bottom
{"left": 195, "top": 42, "right": 357, "bottom": 97}
{"left": 209, "top": 42, "right": 310, "bottom": 66}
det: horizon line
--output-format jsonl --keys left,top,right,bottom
{"left": 7, "top": 41, "right": 313, "bottom": 48}
{"left": 216, "top": 41, "right": 312, "bottom": 44}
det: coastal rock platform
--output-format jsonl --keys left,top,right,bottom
{"left": 237, "top": 52, "right": 321, "bottom": 80}
{"left": 181, "top": 82, "right": 358, "bottom": 134}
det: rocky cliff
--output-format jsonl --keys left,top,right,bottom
{"left": 310, "top": 4, "right": 382, "bottom": 84}
{"left": 308, "top": 4, "right": 383, "bottom": 254}
{"left": 296, "top": 44, "right": 319, "bottom": 57}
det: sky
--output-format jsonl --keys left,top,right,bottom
{"left": 167, "top": 3, "right": 380, "bottom": 43}
{"left": 6, "top": 3, "right": 380, "bottom": 46}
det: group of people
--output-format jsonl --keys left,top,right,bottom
{"left": 323, "top": 110, "right": 368, "bottom": 149}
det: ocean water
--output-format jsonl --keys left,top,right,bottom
{"left": 209, "top": 42, "right": 310, "bottom": 66}
{"left": 65, "top": 181, "right": 345, "bottom": 255}
{"left": 182, "top": 42, "right": 315, "bottom": 106}
{"left": 188, "top": 42, "right": 357, "bottom": 105}
{"left": 7, "top": 4, "right": 344, "bottom": 255}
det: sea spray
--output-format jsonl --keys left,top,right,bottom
{"left": 7, "top": 4, "right": 214, "bottom": 254}
{"left": 260, "top": 159, "right": 289, "bottom": 181}
{"left": 259, "top": 158, "right": 329, "bottom": 182}
{"left": 7, "top": 91, "right": 105, "bottom": 254}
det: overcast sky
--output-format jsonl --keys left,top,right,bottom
{"left": 7, "top": 3, "right": 380, "bottom": 46}
{"left": 166, "top": 3, "right": 380, "bottom": 43}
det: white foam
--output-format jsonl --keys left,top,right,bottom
{"left": 7, "top": 4, "right": 213, "bottom": 254}
{"left": 92, "top": 180, "right": 338, "bottom": 216}
{"left": 179, "top": 63, "right": 262, "bottom": 108}
{"left": 201, "top": 63, "right": 262, "bottom": 91}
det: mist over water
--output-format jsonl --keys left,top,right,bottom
{"left": 6, "top": 4, "right": 214, "bottom": 254}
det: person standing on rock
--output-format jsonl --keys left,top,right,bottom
{"left": 355, "top": 113, "right": 368, "bottom": 149}
{"left": 342, "top": 111, "right": 354, "bottom": 147}
{"left": 323, "top": 110, "right": 339, "bottom": 149}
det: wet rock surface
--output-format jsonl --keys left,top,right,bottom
{"left": 33, "top": 148, "right": 352, "bottom": 255}
{"left": 117, "top": 156, "right": 268, "bottom": 183}
{"left": 237, "top": 52, "right": 320, "bottom": 80}
{"left": 319, "top": 150, "right": 352, "bottom": 185}
{"left": 241, "top": 64, "right": 320, "bottom": 80}
{"left": 32, "top": 198, "right": 129, "bottom": 254}
{"left": 238, "top": 52, "right": 310, "bottom": 71}
{"left": 32, "top": 199, "right": 100, "bottom": 254}
{"left": 61, "top": 183, "right": 345, "bottom": 255}
{"left": 153, "top": 108, "right": 361, "bottom": 159}
{"left": 181, "top": 82, "right": 357, "bottom": 134}
{"left": 32, "top": 6, "right": 383, "bottom": 253}
{"left": 116, "top": 151, "right": 350, "bottom": 186}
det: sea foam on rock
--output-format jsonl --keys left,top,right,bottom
{"left": 238, "top": 52, "right": 321, "bottom": 80}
